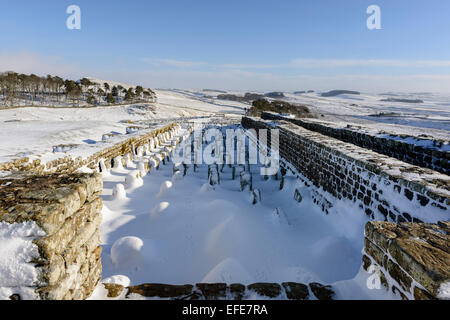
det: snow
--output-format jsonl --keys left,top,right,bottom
{"left": 157, "top": 181, "right": 173, "bottom": 197}
{"left": 282, "top": 91, "right": 450, "bottom": 132}
{"left": 201, "top": 258, "right": 254, "bottom": 284}
{"left": 112, "top": 184, "right": 127, "bottom": 201}
{"left": 95, "top": 130, "right": 396, "bottom": 300}
{"left": 0, "top": 221, "right": 46, "bottom": 300}
{"left": 150, "top": 202, "right": 170, "bottom": 218}
{"left": 110, "top": 236, "right": 145, "bottom": 269}
{"left": 1, "top": 88, "right": 447, "bottom": 175}
{"left": 1, "top": 86, "right": 448, "bottom": 300}
{"left": 0, "top": 89, "right": 245, "bottom": 166}
{"left": 438, "top": 282, "right": 450, "bottom": 300}
{"left": 102, "top": 275, "right": 131, "bottom": 287}
{"left": 125, "top": 172, "right": 143, "bottom": 190}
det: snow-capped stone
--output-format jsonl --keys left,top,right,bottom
{"left": 110, "top": 236, "right": 144, "bottom": 269}
{"left": 113, "top": 156, "right": 124, "bottom": 170}
{"left": 112, "top": 184, "right": 126, "bottom": 200}
{"left": 157, "top": 181, "right": 173, "bottom": 197}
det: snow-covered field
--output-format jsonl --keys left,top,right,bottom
{"left": 0, "top": 90, "right": 247, "bottom": 166}
{"left": 180, "top": 89, "right": 450, "bottom": 137}
{"left": 1, "top": 88, "right": 448, "bottom": 167}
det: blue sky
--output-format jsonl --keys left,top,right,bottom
{"left": 1, "top": 0, "right": 450, "bottom": 92}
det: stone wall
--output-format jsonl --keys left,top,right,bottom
{"left": 363, "top": 221, "right": 450, "bottom": 300}
{"left": 261, "top": 112, "right": 449, "bottom": 175}
{"left": 0, "top": 173, "right": 103, "bottom": 300}
{"left": 0, "top": 123, "right": 178, "bottom": 175}
{"left": 0, "top": 123, "right": 190, "bottom": 300}
{"left": 241, "top": 116, "right": 449, "bottom": 223}
{"left": 102, "top": 281, "right": 336, "bottom": 300}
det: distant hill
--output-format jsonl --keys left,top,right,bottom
{"left": 320, "top": 90, "right": 360, "bottom": 97}
{"left": 244, "top": 92, "right": 264, "bottom": 100}
{"left": 294, "top": 90, "right": 314, "bottom": 94}
{"left": 247, "top": 99, "right": 311, "bottom": 118}
{"left": 265, "top": 92, "right": 285, "bottom": 98}
{"left": 380, "top": 98, "right": 424, "bottom": 103}
{"left": 217, "top": 92, "right": 264, "bottom": 103}
{"left": 203, "top": 89, "right": 227, "bottom": 93}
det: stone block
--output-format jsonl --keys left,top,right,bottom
{"left": 365, "top": 221, "right": 397, "bottom": 251}
{"left": 103, "top": 283, "right": 125, "bottom": 298}
{"left": 247, "top": 283, "right": 282, "bottom": 298}
{"left": 309, "top": 282, "right": 335, "bottom": 300}
{"left": 386, "top": 259, "right": 413, "bottom": 292}
{"left": 196, "top": 283, "right": 227, "bottom": 299}
{"left": 229, "top": 283, "right": 245, "bottom": 300}
{"left": 282, "top": 282, "right": 309, "bottom": 300}
{"left": 364, "top": 221, "right": 450, "bottom": 299}
{"left": 413, "top": 286, "right": 435, "bottom": 300}
{"left": 127, "top": 284, "right": 194, "bottom": 298}
{"left": 389, "top": 237, "right": 450, "bottom": 298}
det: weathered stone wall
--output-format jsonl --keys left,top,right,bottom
{"left": 0, "top": 123, "right": 178, "bottom": 175}
{"left": 242, "top": 116, "right": 449, "bottom": 222}
{"left": 363, "top": 221, "right": 450, "bottom": 300}
{"left": 102, "top": 281, "right": 336, "bottom": 300}
{"left": 261, "top": 112, "right": 449, "bottom": 175}
{"left": 0, "top": 173, "right": 103, "bottom": 300}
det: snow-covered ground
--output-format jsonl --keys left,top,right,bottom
{"left": 178, "top": 89, "right": 450, "bottom": 137}
{"left": 89, "top": 128, "right": 399, "bottom": 300}
{"left": 283, "top": 91, "right": 450, "bottom": 136}
{"left": 0, "top": 90, "right": 246, "bottom": 166}
{"left": 1, "top": 88, "right": 448, "bottom": 167}
{"left": 0, "top": 221, "right": 46, "bottom": 300}
{"left": 1, "top": 85, "right": 448, "bottom": 300}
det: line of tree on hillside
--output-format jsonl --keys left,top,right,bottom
{"left": 247, "top": 98, "right": 312, "bottom": 118}
{"left": 0, "top": 71, "right": 156, "bottom": 107}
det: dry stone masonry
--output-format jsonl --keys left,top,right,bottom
{"left": 363, "top": 221, "right": 450, "bottom": 300}
{"left": 0, "top": 173, "right": 103, "bottom": 300}
{"left": 261, "top": 112, "right": 449, "bottom": 175}
{"left": 242, "top": 116, "right": 449, "bottom": 223}
{"left": 0, "top": 123, "right": 178, "bottom": 175}
{"left": 1, "top": 115, "right": 448, "bottom": 300}
{"left": 242, "top": 115, "right": 449, "bottom": 300}
{"left": 0, "top": 122, "right": 186, "bottom": 300}
{"left": 102, "top": 281, "right": 335, "bottom": 300}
